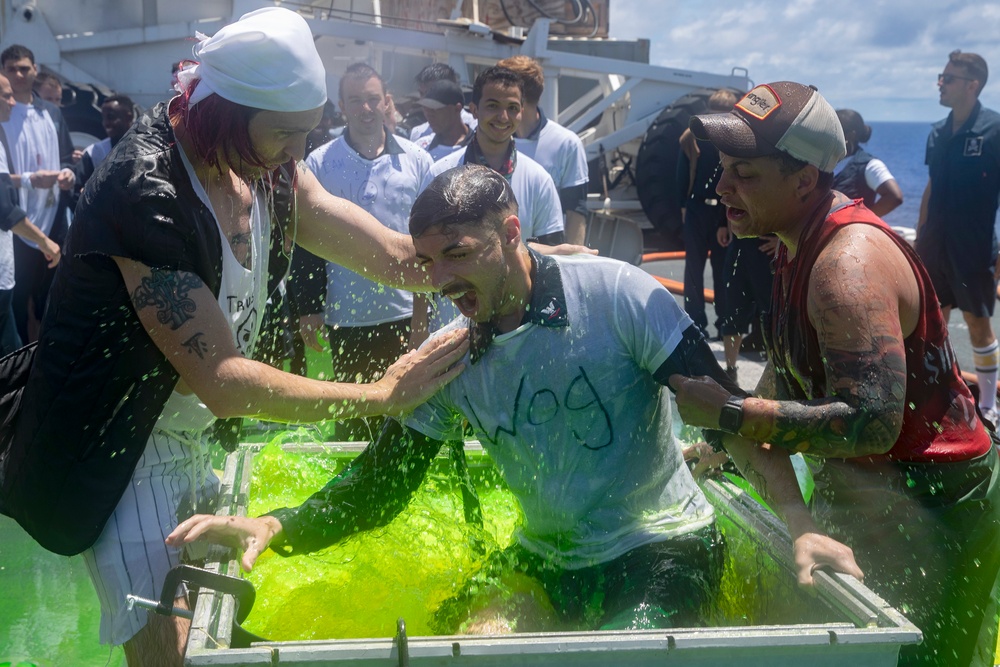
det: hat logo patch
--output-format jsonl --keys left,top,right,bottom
{"left": 737, "top": 85, "right": 781, "bottom": 120}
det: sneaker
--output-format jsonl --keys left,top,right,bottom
{"left": 981, "top": 407, "right": 999, "bottom": 430}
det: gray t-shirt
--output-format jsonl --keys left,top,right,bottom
{"left": 404, "top": 253, "right": 714, "bottom": 568}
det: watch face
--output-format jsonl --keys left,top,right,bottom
{"left": 719, "top": 398, "right": 744, "bottom": 434}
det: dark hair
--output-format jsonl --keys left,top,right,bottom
{"left": 949, "top": 50, "right": 989, "bottom": 94}
{"left": 338, "top": 62, "right": 384, "bottom": 101}
{"left": 34, "top": 71, "right": 60, "bottom": 88}
{"left": 472, "top": 66, "right": 523, "bottom": 106}
{"left": 497, "top": 56, "right": 544, "bottom": 105}
{"left": 415, "top": 63, "right": 459, "bottom": 86}
{"left": 409, "top": 164, "right": 518, "bottom": 238}
{"left": 836, "top": 109, "right": 871, "bottom": 144}
{"left": 169, "top": 80, "right": 270, "bottom": 176}
{"left": 769, "top": 151, "right": 834, "bottom": 190}
{"left": 103, "top": 94, "right": 136, "bottom": 115}
{"left": 1, "top": 44, "right": 34, "bottom": 67}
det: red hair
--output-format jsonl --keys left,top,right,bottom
{"left": 170, "top": 78, "right": 270, "bottom": 176}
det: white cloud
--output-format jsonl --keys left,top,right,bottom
{"left": 609, "top": 0, "right": 1000, "bottom": 120}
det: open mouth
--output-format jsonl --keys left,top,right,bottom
{"left": 445, "top": 288, "right": 479, "bottom": 318}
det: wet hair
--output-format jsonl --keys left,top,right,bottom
{"left": 409, "top": 164, "right": 518, "bottom": 238}
{"left": 169, "top": 79, "right": 269, "bottom": 175}
{"left": 1, "top": 44, "right": 34, "bottom": 67}
{"left": 339, "top": 62, "right": 384, "bottom": 101}
{"left": 949, "top": 50, "right": 989, "bottom": 95}
{"left": 415, "top": 63, "right": 459, "bottom": 86}
{"left": 471, "top": 66, "right": 523, "bottom": 106}
{"left": 708, "top": 89, "right": 738, "bottom": 113}
{"left": 836, "top": 109, "right": 871, "bottom": 144}
{"left": 497, "top": 56, "right": 544, "bottom": 105}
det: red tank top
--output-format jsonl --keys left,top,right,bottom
{"left": 769, "top": 199, "right": 990, "bottom": 462}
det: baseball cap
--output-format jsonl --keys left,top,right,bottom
{"left": 417, "top": 80, "right": 464, "bottom": 109}
{"left": 690, "top": 81, "right": 846, "bottom": 173}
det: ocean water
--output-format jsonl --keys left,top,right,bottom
{"left": 863, "top": 121, "right": 931, "bottom": 229}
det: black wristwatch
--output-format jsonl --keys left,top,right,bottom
{"left": 718, "top": 396, "right": 745, "bottom": 434}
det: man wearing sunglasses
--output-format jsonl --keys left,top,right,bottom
{"left": 916, "top": 50, "right": 1000, "bottom": 426}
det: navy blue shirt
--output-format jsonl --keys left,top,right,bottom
{"left": 925, "top": 101, "right": 1000, "bottom": 249}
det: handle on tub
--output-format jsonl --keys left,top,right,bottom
{"left": 158, "top": 564, "right": 268, "bottom": 647}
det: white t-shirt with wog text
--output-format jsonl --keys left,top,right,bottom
{"left": 431, "top": 147, "right": 564, "bottom": 240}
{"left": 306, "top": 134, "right": 434, "bottom": 327}
{"left": 3, "top": 102, "right": 61, "bottom": 249}
{"left": 515, "top": 112, "right": 589, "bottom": 194}
{"left": 0, "top": 147, "right": 13, "bottom": 290}
{"left": 405, "top": 253, "right": 714, "bottom": 569}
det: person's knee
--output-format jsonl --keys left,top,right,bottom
{"left": 122, "top": 598, "right": 190, "bottom": 667}
{"left": 964, "top": 312, "right": 996, "bottom": 345}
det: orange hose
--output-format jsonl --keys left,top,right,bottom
{"left": 651, "top": 275, "right": 715, "bottom": 303}
{"left": 642, "top": 251, "right": 687, "bottom": 262}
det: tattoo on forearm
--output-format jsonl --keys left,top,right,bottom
{"left": 131, "top": 269, "right": 202, "bottom": 330}
{"left": 766, "top": 338, "right": 906, "bottom": 458}
{"left": 182, "top": 332, "right": 209, "bottom": 359}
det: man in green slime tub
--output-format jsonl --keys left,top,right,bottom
{"left": 170, "top": 164, "right": 862, "bottom": 633}
{"left": 672, "top": 81, "right": 1000, "bottom": 667}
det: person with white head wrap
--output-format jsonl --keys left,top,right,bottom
{"left": 177, "top": 7, "right": 328, "bottom": 112}
{"left": 0, "top": 7, "right": 469, "bottom": 665}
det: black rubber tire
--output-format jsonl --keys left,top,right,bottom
{"left": 635, "top": 88, "right": 732, "bottom": 250}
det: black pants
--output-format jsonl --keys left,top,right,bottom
{"left": 682, "top": 204, "right": 727, "bottom": 334}
{"left": 433, "top": 523, "right": 725, "bottom": 633}
{"left": 813, "top": 447, "right": 1000, "bottom": 666}
{"left": 326, "top": 317, "right": 411, "bottom": 441}
{"left": 12, "top": 238, "right": 56, "bottom": 344}
{"left": 720, "top": 237, "right": 774, "bottom": 336}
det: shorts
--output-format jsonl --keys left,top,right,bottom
{"left": 82, "top": 428, "right": 220, "bottom": 645}
{"left": 432, "top": 523, "right": 724, "bottom": 633}
{"left": 917, "top": 230, "right": 998, "bottom": 318}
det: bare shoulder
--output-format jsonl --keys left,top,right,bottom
{"left": 812, "top": 224, "right": 916, "bottom": 299}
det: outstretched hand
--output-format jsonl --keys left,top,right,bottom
{"left": 792, "top": 531, "right": 864, "bottom": 587}
{"left": 166, "top": 514, "right": 282, "bottom": 573}
{"left": 682, "top": 442, "right": 731, "bottom": 479}
{"left": 375, "top": 327, "right": 469, "bottom": 416}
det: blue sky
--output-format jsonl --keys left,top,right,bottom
{"left": 609, "top": 0, "right": 1000, "bottom": 122}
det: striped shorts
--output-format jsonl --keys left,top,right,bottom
{"left": 81, "top": 428, "right": 220, "bottom": 645}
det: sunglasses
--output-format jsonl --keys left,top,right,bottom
{"left": 938, "top": 73, "right": 974, "bottom": 85}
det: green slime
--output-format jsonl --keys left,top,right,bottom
{"left": 242, "top": 442, "right": 830, "bottom": 640}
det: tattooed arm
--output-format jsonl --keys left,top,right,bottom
{"left": 112, "top": 258, "right": 467, "bottom": 421}
{"left": 674, "top": 224, "right": 919, "bottom": 459}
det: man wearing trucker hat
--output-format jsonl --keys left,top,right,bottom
{"left": 670, "top": 81, "right": 1000, "bottom": 666}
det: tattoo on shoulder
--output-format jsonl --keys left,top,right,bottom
{"left": 182, "top": 332, "right": 209, "bottom": 359}
{"left": 131, "top": 269, "right": 202, "bottom": 330}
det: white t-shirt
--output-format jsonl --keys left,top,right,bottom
{"left": 431, "top": 146, "right": 564, "bottom": 240}
{"left": 3, "top": 102, "right": 61, "bottom": 248}
{"left": 84, "top": 137, "right": 113, "bottom": 168}
{"left": 413, "top": 128, "right": 471, "bottom": 162}
{"left": 156, "top": 143, "right": 269, "bottom": 432}
{"left": 0, "top": 147, "right": 13, "bottom": 290}
{"left": 515, "top": 111, "right": 589, "bottom": 194}
{"left": 405, "top": 253, "right": 714, "bottom": 568}
{"left": 306, "top": 133, "right": 434, "bottom": 327}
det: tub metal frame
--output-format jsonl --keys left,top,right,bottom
{"left": 184, "top": 443, "right": 921, "bottom": 666}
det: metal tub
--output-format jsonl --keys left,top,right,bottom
{"left": 184, "top": 443, "right": 920, "bottom": 666}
